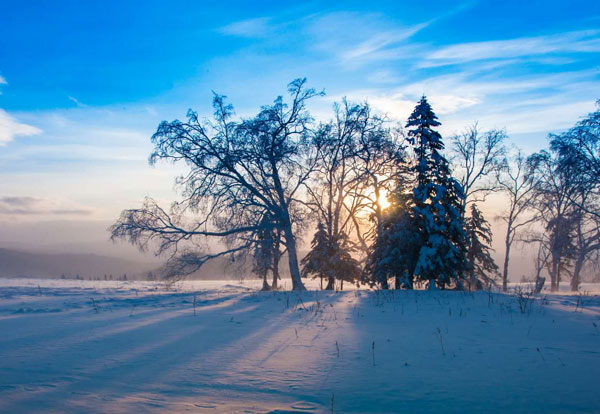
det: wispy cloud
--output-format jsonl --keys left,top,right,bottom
{"left": 331, "top": 66, "right": 598, "bottom": 140}
{"left": 0, "top": 74, "right": 41, "bottom": 144}
{"left": 0, "top": 196, "right": 93, "bottom": 216}
{"left": 0, "top": 109, "right": 41, "bottom": 145}
{"left": 339, "top": 23, "right": 428, "bottom": 63}
{"left": 306, "top": 12, "right": 428, "bottom": 66}
{"left": 328, "top": 89, "right": 480, "bottom": 118}
{"left": 68, "top": 95, "right": 88, "bottom": 108}
{"left": 424, "top": 30, "right": 600, "bottom": 67}
{"left": 219, "top": 12, "right": 430, "bottom": 68}
{"left": 218, "top": 17, "right": 273, "bottom": 38}
{"left": 366, "top": 69, "right": 402, "bottom": 84}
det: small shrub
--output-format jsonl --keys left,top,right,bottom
{"left": 514, "top": 285, "right": 535, "bottom": 314}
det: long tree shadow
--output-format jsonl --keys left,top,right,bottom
{"left": 0, "top": 288, "right": 247, "bottom": 412}
{"left": 4, "top": 287, "right": 597, "bottom": 414}
{"left": 325, "top": 289, "right": 600, "bottom": 414}
{"left": 0, "top": 289, "right": 241, "bottom": 361}
{"left": 79, "top": 290, "right": 349, "bottom": 413}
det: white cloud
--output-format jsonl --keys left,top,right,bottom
{"left": 306, "top": 12, "right": 428, "bottom": 66}
{"left": 218, "top": 17, "right": 273, "bottom": 38}
{"left": 393, "top": 69, "right": 598, "bottom": 107}
{"left": 340, "top": 23, "right": 428, "bottom": 63}
{"left": 366, "top": 69, "right": 402, "bottom": 84}
{"left": 0, "top": 75, "right": 41, "bottom": 144}
{"left": 0, "top": 109, "right": 41, "bottom": 145}
{"left": 326, "top": 64, "right": 599, "bottom": 142}
{"left": 366, "top": 92, "right": 479, "bottom": 117}
{"left": 449, "top": 100, "right": 597, "bottom": 136}
{"left": 428, "top": 95, "right": 481, "bottom": 115}
{"left": 0, "top": 196, "right": 93, "bottom": 216}
{"left": 68, "top": 96, "right": 87, "bottom": 108}
{"left": 425, "top": 30, "right": 600, "bottom": 67}
{"left": 0, "top": 73, "right": 6, "bottom": 95}
{"left": 326, "top": 88, "right": 479, "bottom": 120}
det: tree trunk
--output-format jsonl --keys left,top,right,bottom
{"left": 261, "top": 273, "right": 271, "bottom": 291}
{"left": 502, "top": 230, "right": 511, "bottom": 292}
{"left": 381, "top": 277, "right": 389, "bottom": 290}
{"left": 428, "top": 278, "right": 437, "bottom": 290}
{"left": 271, "top": 262, "right": 280, "bottom": 290}
{"left": 534, "top": 276, "right": 545, "bottom": 293}
{"left": 283, "top": 225, "right": 306, "bottom": 291}
{"left": 571, "top": 255, "right": 584, "bottom": 292}
{"left": 468, "top": 249, "right": 476, "bottom": 291}
{"left": 402, "top": 273, "right": 414, "bottom": 290}
{"left": 550, "top": 256, "right": 558, "bottom": 292}
{"left": 325, "top": 276, "right": 335, "bottom": 290}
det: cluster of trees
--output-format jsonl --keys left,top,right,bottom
{"left": 530, "top": 107, "right": 600, "bottom": 291}
{"left": 110, "top": 79, "right": 600, "bottom": 292}
{"left": 59, "top": 273, "right": 128, "bottom": 281}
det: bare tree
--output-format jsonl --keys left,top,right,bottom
{"left": 550, "top": 103, "right": 600, "bottom": 290}
{"left": 529, "top": 150, "right": 580, "bottom": 292}
{"left": 496, "top": 149, "right": 537, "bottom": 291}
{"left": 110, "top": 79, "right": 322, "bottom": 290}
{"left": 551, "top": 101, "right": 600, "bottom": 219}
{"left": 450, "top": 124, "right": 506, "bottom": 211}
{"left": 531, "top": 238, "right": 551, "bottom": 293}
{"left": 571, "top": 204, "right": 600, "bottom": 291}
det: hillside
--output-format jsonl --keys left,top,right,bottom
{"left": 0, "top": 248, "right": 151, "bottom": 279}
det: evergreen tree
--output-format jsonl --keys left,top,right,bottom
{"left": 406, "top": 96, "right": 468, "bottom": 289}
{"left": 365, "top": 175, "right": 421, "bottom": 289}
{"left": 302, "top": 222, "right": 361, "bottom": 290}
{"left": 465, "top": 204, "right": 499, "bottom": 289}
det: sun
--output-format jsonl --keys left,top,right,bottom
{"left": 377, "top": 190, "right": 391, "bottom": 210}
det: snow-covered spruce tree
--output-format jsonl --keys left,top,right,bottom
{"left": 365, "top": 187, "right": 420, "bottom": 289}
{"left": 301, "top": 222, "right": 361, "bottom": 290}
{"left": 406, "top": 96, "right": 468, "bottom": 289}
{"left": 465, "top": 204, "right": 499, "bottom": 290}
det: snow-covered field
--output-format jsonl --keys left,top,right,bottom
{"left": 1, "top": 278, "right": 599, "bottom": 413}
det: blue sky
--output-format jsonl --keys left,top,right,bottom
{"left": 1, "top": 0, "right": 599, "bottom": 228}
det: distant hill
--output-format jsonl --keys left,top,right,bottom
{"left": 0, "top": 248, "right": 152, "bottom": 279}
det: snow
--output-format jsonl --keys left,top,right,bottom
{"left": 1, "top": 278, "right": 599, "bottom": 413}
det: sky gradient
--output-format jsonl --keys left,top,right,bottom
{"left": 1, "top": 1, "right": 599, "bottom": 256}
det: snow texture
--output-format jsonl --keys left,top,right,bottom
{"left": 1, "top": 278, "right": 599, "bottom": 413}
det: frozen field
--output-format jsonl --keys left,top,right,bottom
{"left": 0, "top": 278, "right": 599, "bottom": 413}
